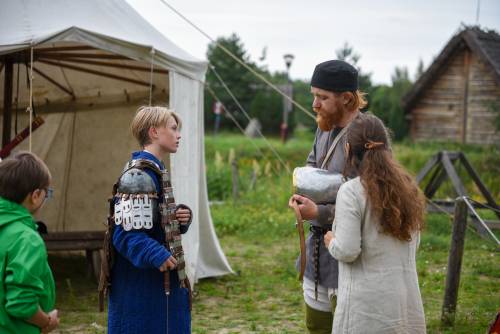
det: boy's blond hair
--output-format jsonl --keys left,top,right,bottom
{"left": 131, "top": 106, "right": 182, "bottom": 147}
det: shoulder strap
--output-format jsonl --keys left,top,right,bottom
{"left": 123, "top": 158, "right": 163, "bottom": 178}
{"left": 320, "top": 127, "right": 349, "bottom": 169}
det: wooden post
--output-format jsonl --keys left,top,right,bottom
{"left": 441, "top": 152, "right": 467, "bottom": 197}
{"left": 85, "top": 248, "right": 103, "bottom": 282}
{"left": 2, "top": 59, "right": 13, "bottom": 148}
{"left": 85, "top": 250, "right": 94, "bottom": 279}
{"left": 441, "top": 197, "right": 468, "bottom": 326}
{"left": 249, "top": 170, "right": 257, "bottom": 190}
{"left": 231, "top": 159, "right": 239, "bottom": 200}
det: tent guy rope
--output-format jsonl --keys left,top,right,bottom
{"left": 28, "top": 46, "right": 34, "bottom": 152}
{"left": 204, "top": 83, "right": 281, "bottom": 175}
{"left": 149, "top": 47, "right": 155, "bottom": 106}
{"left": 209, "top": 65, "right": 291, "bottom": 174}
{"left": 425, "top": 197, "right": 499, "bottom": 246}
{"left": 157, "top": 0, "right": 316, "bottom": 121}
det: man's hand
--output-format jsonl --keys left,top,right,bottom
{"left": 159, "top": 256, "right": 177, "bottom": 272}
{"left": 41, "top": 309, "right": 60, "bottom": 333}
{"left": 176, "top": 208, "right": 191, "bottom": 224}
{"left": 288, "top": 194, "right": 318, "bottom": 220}
{"left": 324, "top": 231, "right": 335, "bottom": 248}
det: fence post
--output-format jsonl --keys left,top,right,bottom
{"left": 441, "top": 197, "right": 468, "bottom": 326}
{"left": 249, "top": 170, "right": 257, "bottom": 190}
{"left": 231, "top": 159, "right": 239, "bottom": 200}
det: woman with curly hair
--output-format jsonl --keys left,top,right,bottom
{"left": 324, "top": 113, "right": 426, "bottom": 333}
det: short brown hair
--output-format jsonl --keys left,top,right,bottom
{"left": 131, "top": 106, "right": 182, "bottom": 147}
{"left": 0, "top": 151, "right": 51, "bottom": 204}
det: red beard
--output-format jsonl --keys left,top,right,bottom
{"left": 316, "top": 100, "right": 346, "bottom": 131}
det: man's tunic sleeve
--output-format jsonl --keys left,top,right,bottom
{"left": 308, "top": 127, "right": 335, "bottom": 227}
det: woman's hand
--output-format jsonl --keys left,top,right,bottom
{"left": 175, "top": 208, "right": 191, "bottom": 224}
{"left": 324, "top": 231, "right": 335, "bottom": 248}
{"left": 159, "top": 256, "right": 177, "bottom": 272}
{"left": 41, "top": 309, "right": 59, "bottom": 333}
{"left": 288, "top": 194, "right": 318, "bottom": 220}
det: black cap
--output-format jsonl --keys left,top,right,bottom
{"left": 311, "top": 60, "right": 358, "bottom": 92}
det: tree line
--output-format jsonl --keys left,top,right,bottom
{"left": 204, "top": 33, "right": 425, "bottom": 141}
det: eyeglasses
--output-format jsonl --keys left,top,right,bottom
{"left": 45, "top": 187, "right": 54, "bottom": 200}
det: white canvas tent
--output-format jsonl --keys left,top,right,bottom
{"left": 0, "top": 0, "right": 233, "bottom": 283}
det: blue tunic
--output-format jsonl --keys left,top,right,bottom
{"left": 108, "top": 151, "right": 191, "bottom": 334}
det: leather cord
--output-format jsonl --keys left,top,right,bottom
{"left": 291, "top": 200, "right": 306, "bottom": 282}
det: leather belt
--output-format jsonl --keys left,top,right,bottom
{"left": 310, "top": 225, "right": 331, "bottom": 234}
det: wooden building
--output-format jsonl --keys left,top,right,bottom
{"left": 403, "top": 27, "right": 500, "bottom": 145}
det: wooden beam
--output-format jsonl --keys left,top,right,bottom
{"left": 459, "top": 152, "right": 500, "bottom": 220}
{"left": 0, "top": 116, "right": 44, "bottom": 159}
{"left": 446, "top": 152, "right": 460, "bottom": 161}
{"left": 42, "top": 230, "right": 104, "bottom": 241}
{"left": 427, "top": 204, "right": 454, "bottom": 215}
{"left": 424, "top": 162, "right": 448, "bottom": 199}
{"left": 43, "top": 240, "right": 103, "bottom": 251}
{"left": 441, "top": 197, "right": 467, "bottom": 326}
{"left": 484, "top": 220, "right": 500, "bottom": 230}
{"left": 40, "top": 57, "right": 168, "bottom": 74}
{"left": 35, "top": 46, "right": 96, "bottom": 53}
{"left": 38, "top": 59, "right": 154, "bottom": 88}
{"left": 441, "top": 152, "right": 467, "bottom": 197}
{"left": 36, "top": 52, "right": 130, "bottom": 60}
{"left": 2, "top": 59, "right": 13, "bottom": 147}
{"left": 32, "top": 66, "right": 75, "bottom": 99}
{"left": 416, "top": 153, "right": 439, "bottom": 184}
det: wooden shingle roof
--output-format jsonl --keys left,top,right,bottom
{"left": 402, "top": 26, "right": 500, "bottom": 111}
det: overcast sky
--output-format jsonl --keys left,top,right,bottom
{"left": 126, "top": 0, "right": 500, "bottom": 85}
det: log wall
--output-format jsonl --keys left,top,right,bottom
{"left": 466, "top": 52, "right": 500, "bottom": 144}
{"left": 410, "top": 46, "right": 500, "bottom": 145}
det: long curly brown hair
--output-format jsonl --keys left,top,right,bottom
{"left": 345, "top": 114, "right": 425, "bottom": 241}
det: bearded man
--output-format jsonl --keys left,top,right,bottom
{"left": 289, "top": 60, "right": 367, "bottom": 334}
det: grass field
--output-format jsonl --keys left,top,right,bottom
{"left": 50, "top": 133, "right": 499, "bottom": 333}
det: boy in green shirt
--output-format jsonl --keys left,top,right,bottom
{"left": 0, "top": 152, "right": 60, "bottom": 333}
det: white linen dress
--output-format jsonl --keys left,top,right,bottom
{"left": 328, "top": 177, "right": 426, "bottom": 334}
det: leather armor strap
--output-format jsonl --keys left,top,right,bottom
{"left": 320, "top": 126, "right": 349, "bottom": 169}
{"left": 313, "top": 234, "right": 321, "bottom": 300}
{"left": 185, "top": 278, "right": 193, "bottom": 311}
{"left": 125, "top": 159, "right": 162, "bottom": 178}
{"left": 98, "top": 182, "right": 119, "bottom": 312}
{"left": 160, "top": 169, "right": 190, "bottom": 296}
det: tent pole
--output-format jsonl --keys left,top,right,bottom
{"left": 38, "top": 59, "right": 154, "bottom": 88}
{"left": 40, "top": 57, "right": 168, "bottom": 74}
{"left": 33, "top": 66, "right": 75, "bottom": 99}
{"left": 2, "top": 59, "right": 13, "bottom": 148}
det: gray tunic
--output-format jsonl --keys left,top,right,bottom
{"left": 295, "top": 126, "right": 350, "bottom": 289}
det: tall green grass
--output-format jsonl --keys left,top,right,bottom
{"left": 49, "top": 133, "right": 499, "bottom": 333}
